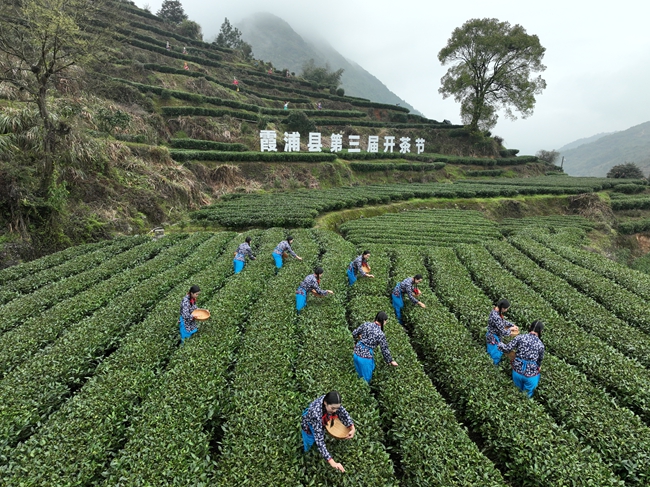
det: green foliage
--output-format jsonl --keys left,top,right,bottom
{"left": 336, "top": 87, "right": 345, "bottom": 96}
{"left": 171, "top": 150, "right": 336, "bottom": 163}
{"left": 607, "top": 162, "right": 645, "bottom": 179}
{"left": 96, "top": 107, "right": 131, "bottom": 134}
{"left": 536, "top": 149, "right": 559, "bottom": 163}
{"left": 349, "top": 162, "right": 446, "bottom": 172}
{"left": 499, "top": 148, "right": 520, "bottom": 157}
{"left": 215, "top": 17, "right": 244, "bottom": 49}
{"left": 300, "top": 59, "right": 344, "bottom": 88}
{"left": 177, "top": 19, "right": 202, "bottom": 40}
{"left": 610, "top": 183, "right": 646, "bottom": 194}
{"left": 161, "top": 106, "right": 259, "bottom": 122}
{"left": 125, "top": 38, "right": 222, "bottom": 66}
{"left": 127, "top": 20, "right": 228, "bottom": 52}
{"left": 438, "top": 18, "right": 547, "bottom": 130}
{"left": 284, "top": 110, "right": 316, "bottom": 134}
{"left": 156, "top": 0, "right": 187, "bottom": 24}
{"left": 619, "top": 218, "right": 650, "bottom": 234}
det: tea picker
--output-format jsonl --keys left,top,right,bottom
{"left": 497, "top": 320, "right": 545, "bottom": 397}
{"left": 486, "top": 298, "right": 520, "bottom": 365}
{"left": 179, "top": 285, "right": 210, "bottom": 344}
{"left": 233, "top": 236, "right": 256, "bottom": 274}
{"left": 295, "top": 267, "right": 333, "bottom": 313}
{"left": 391, "top": 274, "right": 426, "bottom": 325}
{"left": 352, "top": 311, "right": 398, "bottom": 383}
{"left": 301, "top": 391, "right": 355, "bottom": 473}
{"left": 272, "top": 236, "right": 302, "bottom": 273}
{"left": 347, "top": 250, "right": 374, "bottom": 286}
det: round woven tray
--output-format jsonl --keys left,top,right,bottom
{"left": 191, "top": 308, "right": 211, "bottom": 322}
{"left": 325, "top": 417, "right": 349, "bottom": 439}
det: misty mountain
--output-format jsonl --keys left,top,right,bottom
{"left": 561, "top": 121, "right": 650, "bottom": 176}
{"left": 237, "top": 12, "right": 422, "bottom": 115}
{"left": 558, "top": 132, "right": 615, "bottom": 152}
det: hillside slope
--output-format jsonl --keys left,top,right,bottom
{"left": 562, "top": 121, "right": 650, "bottom": 176}
{"left": 237, "top": 12, "right": 422, "bottom": 115}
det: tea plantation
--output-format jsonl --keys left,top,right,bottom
{"left": 1, "top": 209, "right": 650, "bottom": 486}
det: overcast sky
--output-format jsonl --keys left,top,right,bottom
{"left": 137, "top": 0, "right": 650, "bottom": 155}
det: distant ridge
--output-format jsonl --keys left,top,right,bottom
{"left": 237, "top": 12, "right": 423, "bottom": 115}
{"left": 558, "top": 132, "right": 615, "bottom": 152}
{"left": 561, "top": 121, "right": 650, "bottom": 176}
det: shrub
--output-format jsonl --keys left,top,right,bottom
{"left": 607, "top": 162, "right": 645, "bottom": 179}
{"left": 284, "top": 110, "right": 316, "bottom": 134}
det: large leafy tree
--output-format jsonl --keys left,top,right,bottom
{"left": 0, "top": 0, "right": 113, "bottom": 192}
{"left": 607, "top": 162, "right": 644, "bottom": 179}
{"left": 157, "top": 0, "right": 187, "bottom": 24}
{"left": 300, "top": 59, "right": 344, "bottom": 88}
{"left": 438, "top": 18, "right": 547, "bottom": 131}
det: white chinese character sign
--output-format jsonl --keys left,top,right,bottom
{"left": 283, "top": 132, "right": 301, "bottom": 152}
{"left": 260, "top": 130, "right": 277, "bottom": 152}
{"left": 259, "top": 131, "right": 426, "bottom": 154}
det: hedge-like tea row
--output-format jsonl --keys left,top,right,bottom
{"left": 455, "top": 243, "right": 650, "bottom": 425}
{"left": 500, "top": 215, "right": 595, "bottom": 236}
{"left": 349, "top": 161, "right": 446, "bottom": 172}
{"left": 533, "top": 233, "right": 650, "bottom": 301}
{"left": 126, "top": 25, "right": 224, "bottom": 60}
{"left": 103, "top": 230, "right": 282, "bottom": 484}
{"left": 463, "top": 175, "right": 644, "bottom": 190}
{"left": 169, "top": 138, "right": 248, "bottom": 152}
{"left": 0, "top": 233, "right": 212, "bottom": 457}
{"left": 0, "top": 236, "right": 193, "bottom": 379}
{"left": 619, "top": 218, "right": 650, "bottom": 234}
{"left": 171, "top": 149, "right": 337, "bottom": 163}
{"left": 0, "top": 236, "right": 146, "bottom": 305}
{"left": 487, "top": 239, "right": 650, "bottom": 368}
{"left": 398, "top": 251, "right": 622, "bottom": 486}
{"left": 217, "top": 230, "right": 319, "bottom": 485}
{"left": 263, "top": 107, "right": 367, "bottom": 118}
{"left": 0, "top": 233, "right": 237, "bottom": 485}
{"left": 310, "top": 118, "right": 459, "bottom": 129}
{"left": 295, "top": 230, "right": 397, "bottom": 484}
{"left": 611, "top": 198, "right": 650, "bottom": 210}
{"left": 465, "top": 169, "right": 505, "bottom": 177}
{"left": 0, "top": 238, "right": 114, "bottom": 286}
{"left": 126, "top": 38, "right": 222, "bottom": 68}
{"left": 0, "top": 236, "right": 152, "bottom": 334}
{"left": 346, "top": 247, "right": 507, "bottom": 486}
{"left": 117, "top": 29, "right": 223, "bottom": 63}
{"left": 161, "top": 106, "right": 259, "bottom": 122}
{"left": 427, "top": 247, "right": 650, "bottom": 485}
{"left": 511, "top": 235, "right": 650, "bottom": 335}
{"left": 126, "top": 18, "right": 231, "bottom": 52}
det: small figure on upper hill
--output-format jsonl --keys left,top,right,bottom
{"left": 179, "top": 285, "right": 200, "bottom": 344}
{"left": 233, "top": 236, "right": 255, "bottom": 274}
{"left": 352, "top": 311, "right": 398, "bottom": 383}
{"left": 317, "top": 102, "right": 322, "bottom": 110}
{"left": 267, "top": 68, "right": 273, "bottom": 75}
{"left": 497, "top": 320, "right": 545, "bottom": 397}
{"left": 183, "top": 61, "right": 189, "bottom": 71}
{"left": 486, "top": 298, "right": 519, "bottom": 365}
{"left": 283, "top": 101, "right": 289, "bottom": 110}
{"left": 296, "top": 267, "right": 333, "bottom": 313}
{"left": 272, "top": 236, "right": 302, "bottom": 274}
{"left": 347, "top": 250, "right": 374, "bottom": 286}
{"left": 166, "top": 41, "right": 170, "bottom": 51}
{"left": 391, "top": 274, "right": 426, "bottom": 324}
{"left": 301, "top": 390, "right": 355, "bottom": 473}
{"left": 233, "top": 77, "right": 239, "bottom": 92}
{"left": 285, "top": 69, "right": 291, "bottom": 78}
{"left": 183, "top": 46, "right": 187, "bottom": 55}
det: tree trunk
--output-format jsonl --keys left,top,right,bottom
{"left": 37, "top": 84, "right": 55, "bottom": 194}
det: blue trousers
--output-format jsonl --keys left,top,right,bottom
{"left": 179, "top": 316, "right": 197, "bottom": 343}
{"left": 234, "top": 259, "right": 245, "bottom": 274}
{"left": 392, "top": 293, "right": 404, "bottom": 324}
{"left": 353, "top": 353, "right": 375, "bottom": 383}
{"left": 513, "top": 371, "right": 540, "bottom": 397}
{"left": 301, "top": 409, "right": 315, "bottom": 452}
{"left": 272, "top": 252, "right": 283, "bottom": 269}
{"left": 296, "top": 291, "right": 307, "bottom": 312}
{"left": 347, "top": 269, "right": 357, "bottom": 286}
{"left": 487, "top": 342, "right": 503, "bottom": 365}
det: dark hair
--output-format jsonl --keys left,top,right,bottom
{"left": 189, "top": 285, "right": 200, "bottom": 294}
{"left": 497, "top": 299, "right": 510, "bottom": 311}
{"left": 314, "top": 267, "right": 324, "bottom": 276}
{"left": 529, "top": 320, "right": 544, "bottom": 339}
{"left": 245, "top": 236, "right": 252, "bottom": 244}
{"left": 414, "top": 274, "right": 423, "bottom": 280}
{"left": 287, "top": 235, "right": 294, "bottom": 242}
{"left": 375, "top": 311, "right": 388, "bottom": 325}
{"left": 362, "top": 250, "right": 370, "bottom": 256}
{"left": 324, "top": 390, "right": 342, "bottom": 405}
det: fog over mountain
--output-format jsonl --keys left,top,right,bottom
{"left": 558, "top": 133, "right": 615, "bottom": 152}
{"left": 237, "top": 13, "right": 423, "bottom": 115}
